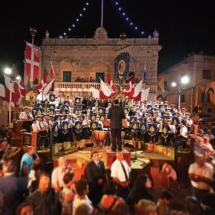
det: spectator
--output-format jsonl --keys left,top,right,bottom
{"left": 28, "top": 158, "right": 44, "bottom": 194}
{"left": 52, "top": 157, "right": 72, "bottom": 214}
{"left": 89, "top": 76, "right": 95, "bottom": 82}
{"left": 0, "top": 160, "right": 27, "bottom": 215}
{"left": 193, "top": 137, "right": 205, "bottom": 156}
{"left": 184, "top": 196, "right": 201, "bottom": 215}
{"left": 99, "top": 180, "right": 124, "bottom": 214}
{"left": 156, "top": 189, "right": 172, "bottom": 215}
{"left": 27, "top": 173, "right": 52, "bottom": 215}
{"left": 202, "top": 137, "right": 215, "bottom": 156}
{"left": 19, "top": 146, "right": 36, "bottom": 179}
{"left": 74, "top": 202, "right": 92, "bottom": 215}
{"left": 161, "top": 162, "right": 180, "bottom": 190}
{"left": 204, "top": 129, "right": 215, "bottom": 146}
{"left": 73, "top": 179, "right": 93, "bottom": 215}
{"left": 59, "top": 172, "right": 76, "bottom": 215}
{"left": 15, "top": 202, "right": 34, "bottom": 215}
{"left": 126, "top": 174, "right": 153, "bottom": 212}
{"left": 135, "top": 199, "right": 157, "bottom": 215}
{"left": 188, "top": 155, "right": 213, "bottom": 201}
{"left": 113, "top": 202, "right": 130, "bottom": 215}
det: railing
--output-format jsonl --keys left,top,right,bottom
{"left": 54, "top": 82, "right": 128, "bottom": 91}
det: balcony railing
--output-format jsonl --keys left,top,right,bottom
{"left": 54, "top": 82, "right": 128, "bottom": 91}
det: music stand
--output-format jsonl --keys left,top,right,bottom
{"left": 130, "top": 122, "right": 145, "bottom": 164}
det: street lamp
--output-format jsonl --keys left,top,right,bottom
{"left": 171, "top": 76, "right": 189, "bottom": 111}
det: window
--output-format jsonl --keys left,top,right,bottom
{"left": 96, "top": 73, "right": 104, "bottom": 82}
{"left": 201, "top": 93, "right": 210, "bottom": 102}
{"left": 63, "top": 71, "right": 71, "bottom": 82}
{"left": 202, "top": 70, "right": 211, "bottom": 79}
{"left": 180, "top": 94, "right": 185, "bottom": 103}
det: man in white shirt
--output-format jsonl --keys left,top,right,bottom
{"left": 188, "top": 154, "right": 213, "bottom": 201}
{"left": 37, "top": 90, "right": 46, "bottom": 103}
{"left": 73, "top": 179, "right": 93, "bottom": 215}
{"left": 19, "top": 106, "right": 34, "bottom": 132}
{"left": 111, "top": 151, "right": 131, "bottom": 199}
{"left": 52, "top": 157, "right": 73, "bottom": 214}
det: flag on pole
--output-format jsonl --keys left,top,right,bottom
{"left": 13, "top": 64, "right": 27, "bottom": 97}
{"left": 158, "top": 77, "right": 164, "bottom": 93}
{"left": 43, "top": 79, "right": 55, "bottom": 96}
{"left": 133, "top": 79, "right": 143, "bottom": 97}
{"left": 100, "top": 78, "right": 112, "bottom": 97}
{"left": 107, "top": 73, "right": 116, "bottom": 95}
{"left": 37, "top": 73, "right": 47, "bottom": 92}
{"left": 0, "top": 76, "right": 21, "bottom": 108}
{"left": 141, "top": 88, "right": 150, "bottom": 101}
{"left": 25, "top": 42, "right": 40, "bottom": 82}
{"left": 91, "top": 87, "right": 100, "bottom": 99}
{"left": 50, "top": 60, "right": 55, "bottom": 78}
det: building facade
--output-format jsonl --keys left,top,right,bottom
{"left": 158, "top": 54, "right": 215, "bottom": 121}
{"left": 38, "top": 27, "right": 161, "bottom": 98}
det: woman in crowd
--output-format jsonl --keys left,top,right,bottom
{"left": 99, "top": 180, "right": 124, "bottom": 214}
{"left": 135, "top": 199, "right": 157, "bottom": 215}
{"left": 126, "top": 174, "right": 154, "bottom": 212}
{"left": 15, "top": 202, "right": 34, "bottom": 215}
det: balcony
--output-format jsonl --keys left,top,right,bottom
{"left": 54, "top": 82, "right": 128, "bottom": 92}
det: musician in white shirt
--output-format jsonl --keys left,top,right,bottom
{"left": 37, "top": 90, "right": 46, "bottom": 103}
{"left": 19, "top": 106, "right": 33, "bottom": 132}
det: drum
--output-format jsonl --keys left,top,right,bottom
{"left": 103, "top": 119, "right": 110, "bottom": 127}
{"left": 93, "top": 130, "right": 108, "bottom": 142}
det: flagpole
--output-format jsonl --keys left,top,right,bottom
{"left": 101, "top": 0, "right": 104, "bottom": 27}
{"left": 29, "top": 27, "right": 37, "bottom": 88}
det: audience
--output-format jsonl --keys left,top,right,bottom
{"left": 135, "top": 199, "right": 157, "bottom": 215}
{"left": 15, "top": 202, "right": 34, "bottom": 215}
{"left": 156, "top": 189, "right": 172, "bottom": 215}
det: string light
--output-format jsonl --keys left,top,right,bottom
{"left": 113, "top": 0, "right": 151, "bottom": 38}
{"left": 58, "top": 1, "right": 90, "bottom": 38}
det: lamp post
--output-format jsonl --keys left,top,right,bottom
{"left": 172, "top": 76, "right": 189, "bottom": 111}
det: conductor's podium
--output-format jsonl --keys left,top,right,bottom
{"left": 103, "top": 148, "right": 131, "bottom": 168}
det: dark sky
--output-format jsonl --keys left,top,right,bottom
{"left": 0, "top": 0, "right": 215, "bottom": 76}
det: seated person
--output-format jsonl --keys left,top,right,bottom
{"left": 193, "top": 137, "right": 205, "bottom": 156}
{"left": 161, "top": 162, "right": 180, "bottom": 189}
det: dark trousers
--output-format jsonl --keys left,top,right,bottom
{"left": 191, "top": 185, "right": 210, "bottom": 202}
{"left": 111, "top": 128, "right": 122, "bottom": 151}
{"left": 116, "top": 183, "right": 129, "bottom": 199}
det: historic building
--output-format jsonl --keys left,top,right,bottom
{"left": 38, "top": 27, "right": 161, "bottom": 98}
{"left": 158, "top": 54, "right": 215, "bottom": 121}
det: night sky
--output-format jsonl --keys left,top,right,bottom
{"left": 0, "top": 0, "right": 215, "bottom": 77}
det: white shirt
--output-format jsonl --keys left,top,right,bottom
{"left": 188, "top": 162, "right": 213, "bottom": 190}
{"left": 19, "top": 112, "right": 33, "bottom": 120}
{"left": 73, "top": 195, "right": 93, "bottom": 215}
{"left": 51, "top": 166, "right": 72, "bottom": 189}
{"left": 32, "top": 121, "right": 44, "bottom": 132}
{"left": 111, "top": 159, "right": 131, "bottom": 182}
{"left": 37, "top": 94, "right": 46, "bottom": 102}
{"left": 180, "top": 125, "right": 188, "bottom": 138}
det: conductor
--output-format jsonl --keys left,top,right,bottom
{"left": 107, "top": 99, "right": 125, "bottom": 152}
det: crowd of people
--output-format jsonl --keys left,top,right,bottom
{"left": 1, "top": 94, "right": 215, "bottom": 214}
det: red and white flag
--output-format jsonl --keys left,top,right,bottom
{"left": 100, "top": 78, "right": 112, "bottom": 97}
{"left": 107, "top": 73, "right": 116, "bottom": 95}
{"left": 37, "top": 73, "right": 47, "bottom": 92}
{"left": 0, "top": 76, "right": 21, "bottom": 108}
{"left": 50, "top": 61, "right": 55, "bottom": 78}
{"left": 13, "top": 64, "right": 27, "bottom": 97}
{"left": 25, "top": 42, "right": 40, "bottom": 82}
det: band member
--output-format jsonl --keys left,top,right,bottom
{"left": 19, "top": 106, "right": 34, "bottom": 132}
{"left": 96, "top": 115, "right": 103, "bottom": 130}
{"left": 37, "top": 90, "right": 46, "bottom": 103}
{"left": 32, "top": 115, "right": 49, "bottom": 148}
{"left": 53, "top": 114, "right": 64, "bottom": 144}
{"left": 63, "top": 114, "right": 74, "bottom": 142}
{"left": 166, "top": 118, "right": 176, "bottom": 146}
{"left": 82, "top": 115, "right": 91, "bottom": 138}
{"left": 43, "top": 113, "right": 53, "bottom": 133}
{"left": 57, "top": 93, "right": 64, "bottom": 108}
{"left": 184, "top": 112, "right": 193, "bottom": 132}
